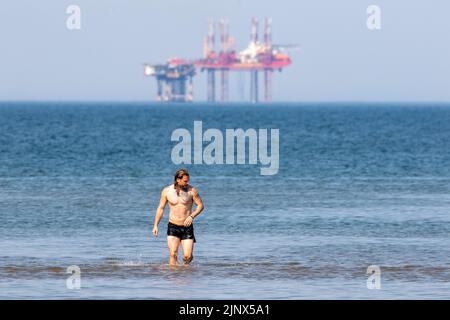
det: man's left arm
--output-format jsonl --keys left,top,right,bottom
{"left": 184, "top": 188, "right": 204, "bottom": 227}
{"left": 190, "top": 187, "right": 204, "bottom": 219}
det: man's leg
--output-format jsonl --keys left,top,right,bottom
{"left": 167, "top": 236, "right": 181, "bottom": 265}
{"left": 181, "top": 239, "right": 194, "bottom": 264}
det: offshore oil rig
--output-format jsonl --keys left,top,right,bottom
{"left": 144, "top": 17, "right": 293, "bottom": 103}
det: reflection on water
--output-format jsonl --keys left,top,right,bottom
{"left": 2, "top": 260, "right": 449, "bottom": 282}
{"left": 1, "top": 260, "right": 450, "bottom": 299}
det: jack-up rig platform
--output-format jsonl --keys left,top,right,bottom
{"left": 144, "top": 17, "right": 294, "bottom": 103}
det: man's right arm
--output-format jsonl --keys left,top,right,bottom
{"left": 152, "top": 188, "right": 167, "bottom": 237}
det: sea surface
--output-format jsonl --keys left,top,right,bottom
{"left": 0, "top": 102, "right": 450, "bottom": 299}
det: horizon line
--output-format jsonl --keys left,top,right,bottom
{"left": 1, "top": 100, "right": 450, "bottom": 104}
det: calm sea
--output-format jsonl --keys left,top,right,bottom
{"left": 0, "top": 102, "right": 449, "bottom": 299}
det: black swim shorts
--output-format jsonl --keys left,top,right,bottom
{"left": 167, "top": 222, "right": 196, "bottom": 243}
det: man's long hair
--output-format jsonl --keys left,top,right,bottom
{"left": 174, "top": 169, "right": 189, "bottom": 195}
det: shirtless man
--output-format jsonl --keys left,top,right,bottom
{"left": 152, "top": 169, "right": 204, "bottom": 265}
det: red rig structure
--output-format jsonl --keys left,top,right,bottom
{"left": 144, "top": 17, "right": 292, "bottom": 103}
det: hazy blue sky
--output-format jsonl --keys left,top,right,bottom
{"left": 0, "top": 0, "right": 449, "bottom": 102}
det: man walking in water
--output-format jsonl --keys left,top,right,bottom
{"left": 152, "top": 169, "right": 204, "bottom": 265}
